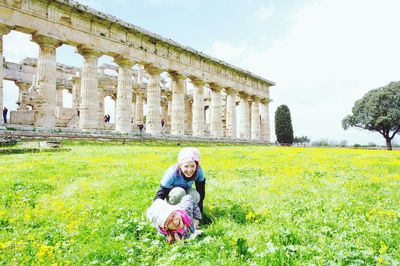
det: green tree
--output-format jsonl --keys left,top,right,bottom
{"left": 275, "top": 105, "right": 294, "bottom": 145}
{"left": 294, "top": 136, "right": 311, "bottom": 146}
{"left": 342, "top": 81, "right": 400, "bottom": 150}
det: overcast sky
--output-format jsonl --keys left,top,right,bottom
{"left": 3, "top": 0, "right": 400, "bottom": 145}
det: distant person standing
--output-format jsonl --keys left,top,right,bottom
{"left": 3, "top": 107, "right": 8, "bottom": 123}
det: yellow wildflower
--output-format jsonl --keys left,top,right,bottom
{"left": 379, "top": 241, "right": 389, "bottom": 255}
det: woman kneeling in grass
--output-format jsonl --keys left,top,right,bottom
{"left": 146, "top": 195, "right": 202, "bottom": 244}
{"left": 153, "top": 147, "right": 206, "bottom": 214}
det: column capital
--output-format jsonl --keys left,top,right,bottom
{"left": 209, "top": 82, "right": 222, "bottom": 92}
{"left": 14, "top": 81, "right": 31, "bottom": 90}
{"left": 224, "top": 87, "right": 236, "bottom": 95}
{"left": 76, "top": 45, "right": 102, "bottom": 58}
{"left": 251, "top": 95, "right": 260, "bottom": 102}
{"left": 31, "top": 34, "right": 62, "bottom": 49}
{"left": 260, "top": 98, "right": 272, "bottom": 104}
{"left": 144, "top": 64, "right": 163, "bottom": 76}
{"left": 191, "top": 77, "right": 206, "bottom": 87}
{"left": 70, "top": 76, "right": 81, "bottom": 85}
{"left": 56, "top": 83, "right": 66, "bottom": 90}
{"left": 169, "top": 71, "right": 186, "bottom": 82}
{"left": 0, "top": 25, "right": 11, "bottom": 36}
{"left": 238, "top": 91, "right": 249, "bottom": 99}
{"left": 114, "top": 56, "right": 135, "bottom": 68}
{"left": 162, "top": 90, "right": 172, "bottom": 99}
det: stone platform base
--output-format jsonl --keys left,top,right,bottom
{"left": 0, "top": 124, "right": 270, "bottom": 145}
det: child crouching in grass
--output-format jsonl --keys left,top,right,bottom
{"left": 146, "top": 194, "right": 202, "bottom": 244}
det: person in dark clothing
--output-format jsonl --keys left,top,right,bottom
{"left": 3, "top": 107, "right": 8, "bottom": 123}
{"left": 153, "top": 147, "right": 206, "bottom": 214}
{"left": 104, "top": 114, "right": 110, "bottom": 123}
{"left": 137, "top": 123, "right": 144, "bottom": 133}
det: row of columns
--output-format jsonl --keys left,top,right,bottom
{"left": 0, "top": 28, "right": 271, "bottom": 141}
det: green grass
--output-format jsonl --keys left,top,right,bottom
{"left": 0, "top": 141, "right": 399, "bottom": 265}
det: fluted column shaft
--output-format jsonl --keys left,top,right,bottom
{"left": 185, "top": 97, "right": 192, "bottom": 135}
{"left": 225, "top": 88, "right": 237, "bottom": 138}
{"left": 0, "top": 26, "right": 11, "bottom": 118}
{"left": 115, "top": 58, "right": 134, "bottom": 133}
{"left": 161, "top": 99, "right": 168, "bottom": 125}
{"left": 145, "top": 66, "right": 162, "bottom": 134}
{"left": 32, "top": 34, "right": 61, "bottom": 128}
{"left": 56, "top": 85, "right": 64, "bottom": 107}
{"left": 78, "top": 47, "right": 100, "bottom": 130}
{"left": 260, "top": 99, "right": 271, "bottom": 142}
{"left": 135, "top": 93, "right": 144, "bottom": 125}
{"left": 251, "top": 97, "right": 261, "bottom": 140}
{"left": 98, "top": 89, "right": 105, "bottom": 125}
{"left": 132, "top": 95, "right": 136, "bottom": 127}
{"left": 239, "top": 93, "right": 250, "bottom": 139}
{"left": 71, "top": 77, "right": 80, "bottom": 111}
{"left": 192, "top": 79, "right": 205, "bottom": 137}
{"left": 170, "top": 73, "right": 185, "bottom": 135}
{"left": 210, "top": 84, "right": 223, "bottom": 138}
{"left": 15, "top": 82, "right": 30, "bottom": 110}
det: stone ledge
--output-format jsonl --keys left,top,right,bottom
{"left": 0, "top": 125, "right": 270, "bottom": 145}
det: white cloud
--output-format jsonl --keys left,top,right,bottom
{"left": 212, "top": 0, "right": 400, "bottom": 144}
{"left": 252, "top": 5, "right": 274, "bottom": 22}
{"left": 243, "top": 0, "right": 400, "bottom": 145}
{"left": 210, "top": 41, "right": 248, "bottom": 63}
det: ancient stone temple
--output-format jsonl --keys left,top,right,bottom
{"left": 0, "top": 0, "right": 274, "bottom": 142}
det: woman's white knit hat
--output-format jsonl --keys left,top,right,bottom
{"left": 146, "top": 199, "right": 177, "bottom": 228}
{"left": 178, "top": 147, "right": 200, "bottom": 165}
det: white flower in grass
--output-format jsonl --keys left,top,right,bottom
{"left": 266, "top": 242, "right": 276, "bottom": 253}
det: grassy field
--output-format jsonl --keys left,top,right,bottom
{"left": 0, "top": 141, "right": 399, "bottom": 265}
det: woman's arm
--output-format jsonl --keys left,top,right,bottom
{"left": 195, "top": 179, "right": 205, "bottom": 214}
{"left": 154, "top": 185, "right": 171, "bottom": 200}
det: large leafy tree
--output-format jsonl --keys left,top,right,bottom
{"left": 342, "top": 81, "right": 400, "bottom": 150}
{"left": 275, "top": 105, "right": 294, "bottom": 145}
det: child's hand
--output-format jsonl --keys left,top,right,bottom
{"left": 174, "top": 232, "right": 182, "bottom": 242}
{"left": 166, "top": 232, "right": 174, "bottom": 244}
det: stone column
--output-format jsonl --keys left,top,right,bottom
{"left": 225, "top": 88, "right": 237, "bottom": 138}
{"left": 239, "top": 92, "right": 250, "bottom": 139}
{"left": 71, "top": 76, "right": 80, "bottom": 111}
{"left": 132, "top": 93, "right": 136, "bottom": 128}
{"left": 114, "top": 57, "right": 134, "bottom": 133}
{"left": 260, "top": 98, "right": 271, "bottom": 142}
{"left": 165, "top": 92, "right": 172, "bottom": 133}
{"left": 77, "top": 46, "right": 100, "bottom": 130}
{"left": 144, "top": 65, "right": 162, "bottom": 134}
{"left": 15, "top": 82, "right": 31, "bottom": 110}
{"left": 161, "top": 98, "right": 168, "bottom": 127}
{"left": 185, "top": 97, "right": 193, "bottom": 135}
{"left": 170, "top": 72, "right": 185, "bottom": 135}
{"left": 135, "top": 91, "right": 144, "bottom": 125}
{"left": 251, "top": 96, "right": 261, "bottom": 140}
{"left": 31, "top": 34, "right": 61, "bottom": 128}
{"left": 209, "top": 83, "right": 223, "bottom": 138}
{"left": 0, "top": 25, "right": 11, "bottom": 117}
{"left": 98, "top": 89, "right": 105, "bottom": 125}
{"left": 192, "top": 78, "right": 205, "bottom": 137}
{"left": 56, "top": 84, "right": 64, "bottom": 107}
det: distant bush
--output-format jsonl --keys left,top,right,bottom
{"left": 311, "top": 139, "right": 330, "bottom": 147}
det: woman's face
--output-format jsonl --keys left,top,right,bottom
{"left": 165, "top": 211, "right": 183, "bottom": 230}
{"left": 179, "top": 160, "right": 197, "bottom": 178}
